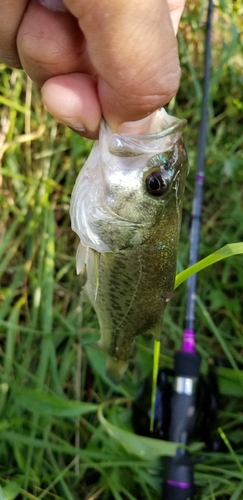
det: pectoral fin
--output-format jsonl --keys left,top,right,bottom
{"left": 76, "top": 241, "right": 87, "bottom": 274}
{"left": 89, "top": 248, "right": 100, "bottom": 301}
{"left": 76, "top": 241, "right": 88, "bottom": 288}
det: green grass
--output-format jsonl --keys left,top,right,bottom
{"left": 0, "top": 1, "right": 243, "bottom": 498}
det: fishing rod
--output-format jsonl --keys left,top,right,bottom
{"left": 162, "top": 0, "right": 214, "bottom": 498}
{"left": 132, "top": 0, "right": 214, "bottom": 498}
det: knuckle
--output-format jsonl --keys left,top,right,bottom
{"left": 113, "top": 61, "right": 181, "bottom": 118}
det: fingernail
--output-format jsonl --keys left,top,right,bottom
{"left": 39, "top": 0, "right": 68, "bottom": 12}
{"left": 70, "top": 126, "right": 86, "bottom": 133}
{"left": 118, "top": 114, "right": 155, "bottom": 135}
{"left": 64, "top": 118, "right": 86, "bottom": 132}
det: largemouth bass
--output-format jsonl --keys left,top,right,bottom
{"left": 70, "top": 109, "right": 188, "bottom": 382}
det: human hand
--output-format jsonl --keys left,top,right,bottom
{"left": 0, "top": 0, "right": 185, "bottom": 138}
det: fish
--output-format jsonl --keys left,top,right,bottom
{"left": 70, "top": 109, "right": 188, "bottom": 382}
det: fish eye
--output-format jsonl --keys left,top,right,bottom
{"left": 145, "top": 171, "right": 168, "bottom": 197}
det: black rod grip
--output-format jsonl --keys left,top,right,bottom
{"left": 163, "top": 456, "right": 194, "bottom": 500}
{"left": 162, "top": 350, "right": 201, "bottom": 500}
{"left": 163, "top": 481, "right": 193, "bottom": 500}
{"left": 168, "top": 392, "right": 197, "bottom": 443}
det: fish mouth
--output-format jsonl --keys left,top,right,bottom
{"left": 123, "top": 118, "right": 187, "bottom": 141}
{"left": 107, "top": 111, "right": 187, "bottom": 157}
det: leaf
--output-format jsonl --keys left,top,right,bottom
{"left": 175, "top": 242, "right": 243, "bottom": 289}
{"left": 0, "top": 482, "right": 20, "bottom": 500}
{"left": 0, "top": 486, "right": 7, "bottom": 500}
{"left": 15, "top": 387, "right": 97, "bottom": 417}
{"left": 218, "top": 367, "right": 243, "bottom": 398}
{"left": 0, "top": 95, "right": 27, "bottom": 114}
{"left": 98, "top": 401, "right": 178, "bottom": 460}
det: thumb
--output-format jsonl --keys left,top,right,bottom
{"left": 64, "top": 0, "right": 181, "bottom": 129}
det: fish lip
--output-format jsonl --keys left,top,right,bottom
{"left": 105, "top": 116, "right": 187, "bottom": 143}
{"left": 106, "top": 114, "right": 187, "bottom": 157}
{"left": 120, "top": 118, "right": 188, "bottom": 141}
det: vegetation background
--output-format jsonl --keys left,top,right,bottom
{"left": 0, "top": 0, "right": 242, "bottom": 498}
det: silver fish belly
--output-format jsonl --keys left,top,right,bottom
{"left": 70, "top": 109, "right": 188, "bottom": 382}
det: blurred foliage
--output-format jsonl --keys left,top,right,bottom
{"left": 0, "top": 0, "right": 243, "bottom": 499}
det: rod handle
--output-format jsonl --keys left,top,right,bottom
{"left": 163, "top": 481, "right": 193, "bottom": 500}
{"left": 163, "top": 457, "right": 194, "bottom": 500}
